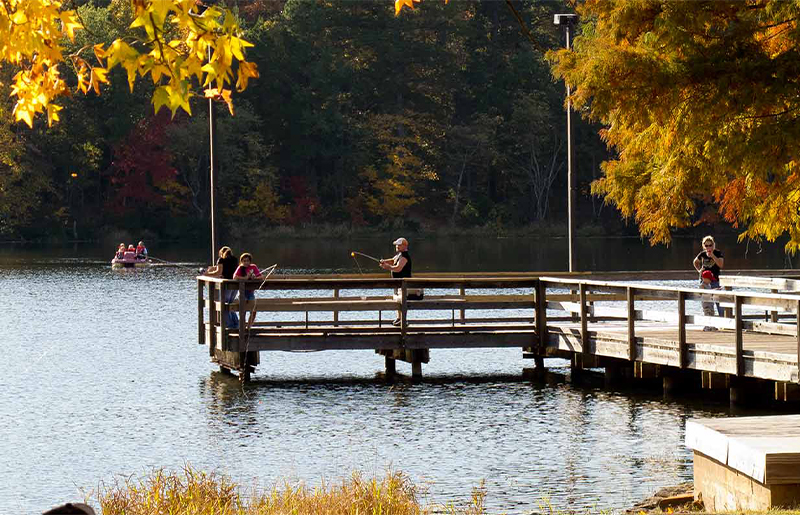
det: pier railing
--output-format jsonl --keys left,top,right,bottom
{"left": 198, "top": 275, "right": 542, "bottom": 352}
{"left": 538, "top": 276, "right": 800, "bottom": 382}
{"left": 197, "top": 273, "right": 800, "bottom": 383}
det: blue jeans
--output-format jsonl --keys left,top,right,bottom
{"left": 700, "top": 280, "right": 723, "bottom": 317}
{"left": 223, "top": 289, "right": 239, "bottom": 328}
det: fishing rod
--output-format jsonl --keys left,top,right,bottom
{"left": 351, "top": 251, "right": 380, "bottom": 263}
{"left": 147, "top": 255, "right": 201, "bottom": 272}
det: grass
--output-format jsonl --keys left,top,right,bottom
{"left": 99, "top": 465, "right": 487, "bottom": 515}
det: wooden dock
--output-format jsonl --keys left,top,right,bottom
{"left": 686, "top": 415, "right": 800, "bottom": 510}
{"left": 197, "top": 272, "right": 800, "bottom": 400}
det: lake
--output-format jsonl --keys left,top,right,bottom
{"left": 0, "top": 234, "right": 793, "bottom": 514}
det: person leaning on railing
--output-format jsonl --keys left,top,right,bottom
{"left": 206, "top": 246, "right": 240, "bottom": 329}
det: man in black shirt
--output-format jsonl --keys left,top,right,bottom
{"left": 381, "top": 237, "right": 412, "bottom": 326}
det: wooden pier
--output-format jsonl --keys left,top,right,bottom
{"left": 197, "top": 272, "right": 800, "bottom": 401}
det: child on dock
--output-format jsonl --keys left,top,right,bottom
{"left": 234, "top": 253, "right": 265, "bottom": 329}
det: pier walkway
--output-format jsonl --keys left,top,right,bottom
{"left": 197, "top": 272, "right": 800, "bottom": 397}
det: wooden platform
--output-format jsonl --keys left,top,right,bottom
{"left": 686, "top": 415, "right": 800, "bottom": 510}
{"left": 197, "top": 272, "right": 800, "bottom": 385}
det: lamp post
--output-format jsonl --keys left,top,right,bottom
{"left": 208, "top": 47, "right": 218, "bottom": 263}
{"left": 554, "top": 13, "right": 578, "bottom": 272}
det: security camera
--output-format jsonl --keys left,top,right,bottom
{"left": 554, "top": 14, "right": 578, "bottom": 26}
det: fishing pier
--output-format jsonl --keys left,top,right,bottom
{"left": 197, "top": 272, "right": 800, "bottom": 400}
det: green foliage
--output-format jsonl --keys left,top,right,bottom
{"left": 551, "top": 0, "right": 800, "bottom": 252}
{"left": 2, "top": 0, "right": 615, "bottom": 240}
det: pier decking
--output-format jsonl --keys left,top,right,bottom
{"left": 197, "top": 272, "right": 800, "bottom": 397}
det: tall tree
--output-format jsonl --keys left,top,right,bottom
{"left": 551, "top": 0, "right": 800, "bottom": 251}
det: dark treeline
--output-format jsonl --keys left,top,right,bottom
{"left": 0, "top": 0, "right": 619, "bottom": 242}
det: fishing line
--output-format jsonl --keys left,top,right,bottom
{"left": 147, "top": 255, "right": 200, "bottom": 272}
{"left": 240, "top": 263, "right": 278, "bottom": 389}
{"left": 352, "top": 254, "right": 364, "bottom": 274}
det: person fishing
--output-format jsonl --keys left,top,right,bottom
{"left": 379, "top": 237, "right": 417, "bottom": 326}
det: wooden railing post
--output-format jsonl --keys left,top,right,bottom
{"left": 198, "top": 279, "right": 205, "bottom": 345}
{"left": 724, "top": 286, "right": 733, "bottom": 318}
{"left": 459, "top": 284, "right": 466, "bottom": 324}
{"left": 220, "top": 281, "right": 228, "bottom": 349}
{"left": 238, "top": 281, "right": 247, "bottom": 344}
{"left": 770, "top": 289, "right": 778, "bottom": 322}
{"left": 400, "top": 281, "right": 408, "bottom": 337}
{"left": 535, "top": 279, "right": 547, "bottom": 354}
{"left": 208, "top": 281, "right": 217, "bottom": 353}
{"left": 796, "top": 299, "right": 800, "bottom": 384}
{"left": 735, "top": 295, "right": 743, "bottom": 376}
{"left": 333, "top": 288, "right": 339, "bottom": 327}
{"left": 579, "top": 283, "right": 588, "bottom": 357}
{"left": 627, "top": 286, "right": 636, "bottom": 361}
{"left": 678, "top": 291, "right": 686, "bottom": 368}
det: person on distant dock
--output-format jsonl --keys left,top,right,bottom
{"left": 380, "top": 237, "right": 421, "bottom": 326}
{"left": 206, "top": 246, "right": 240, "bottom": 329}
{"left": 693, "top": 235, "right": 724, "bottom": 320}
{"left": 234, "top": 252, "right": 265, "bottom": 329}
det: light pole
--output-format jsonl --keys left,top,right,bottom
{"left": 554, "top": 13, "right": 578, "bottom": 272}
{"left": 208, "top": 47, "right": 218, "bottom": 263}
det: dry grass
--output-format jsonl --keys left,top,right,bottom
{"left": 99, "top": 465, "right": 487, "bottom": 515}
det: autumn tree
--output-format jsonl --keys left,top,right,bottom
{"left": 551, "top": 0, "right": 800, "bottom": 252}
{"left": 0, "top": 0, "right": 258, "bottom": 127}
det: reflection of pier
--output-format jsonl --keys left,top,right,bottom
{"left": 197, "top": 272, "right": 800, "bottom": 399}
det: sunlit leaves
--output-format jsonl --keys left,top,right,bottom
{"left": 551, "top": 0, "right": 800, "bottom": 252}
{"left": 0, "top": 0, "right": 257, "bottom": 126}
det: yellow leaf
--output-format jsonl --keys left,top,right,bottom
{"left": 93, "top": 43, "right": 106, "bottom": 62}
{"left": 395, "top": 0, "right": 418, "bottom": 15}
{"left": 152, "top": 86, "right": 170, "bottom": 114}
{"left": 13, "top": 103, "right": 34, "bottom": 128}
{"left": 46, "top": 104, "right": 62, "bottom": 127}
{"left": 11, "top": 11, "right": 28, "bottom": 24}
{"left": 235, "top": 61, "right": 258, "bottom": 91}
{"left": 60, "top": 11, "right": 83, "bottom": 41}
{"left": 89, "top": 67, "right": 108, "bottom": 95}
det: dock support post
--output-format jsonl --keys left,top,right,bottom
{"left": 385, "top": 355, "right": 396, "bottom": 377}
{"left": 604, "top": 361, "right": 624, "bottom": 386}
{"left": 412, "top": 360, "right": 422, "bottom": 378}
{"left": 198, "top": 279, "right": 206, "bottom": 346}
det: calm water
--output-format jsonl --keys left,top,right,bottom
{"left": 0, "top": 235, "right": 794, "bottom": 514}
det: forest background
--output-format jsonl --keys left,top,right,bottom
{"left": 0, "top": 0, "right": 705, "bottom": 243}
